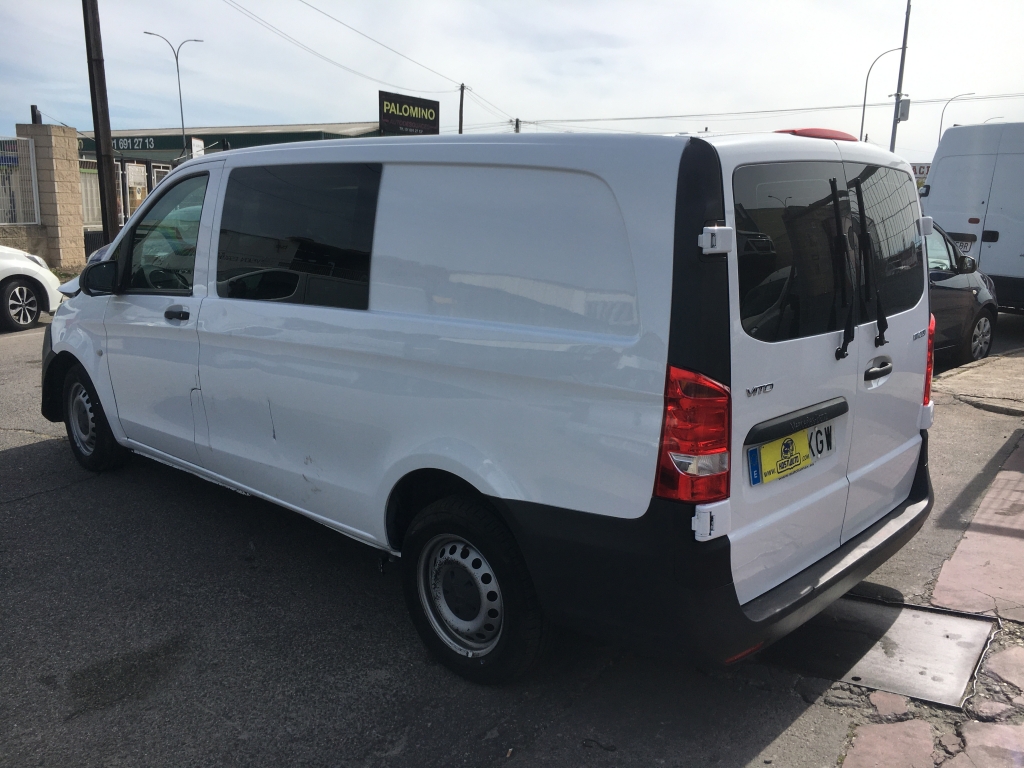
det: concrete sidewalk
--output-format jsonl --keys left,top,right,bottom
{"left": 931, "top": 442, "right": 1024, "bottom": 621}
{"left": 934, "top": 350, "right": 1024, "bottom": 417}
{"left": 841, "top": 400, "right": 1024, "bottom": 767}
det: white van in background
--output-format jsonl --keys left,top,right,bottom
{"left": 922, "top": 123, "right": 1024, "bottom": 310}
{"left": 44, "top": 132, "right": 934, "bottom": 682}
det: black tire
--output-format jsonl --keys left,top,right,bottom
{"left": 0, "top": 278, "right": 41, "bottom": 331}
{"left": 401, "top": 495, "right": 547, "bottom": 684}
{"left": 958, "top": 309, "right": 995, "bottom": 365}
{"left": 62, "top": 364, "right": 128, "bottom": 472}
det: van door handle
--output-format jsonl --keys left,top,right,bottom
{"left": 864, "top": 362, "right": 892, "bottom": 381}
{"left": 164, "top": 308, "right": 190, "bottom": 321}
{"left": 982, "top": 230, "right": 999, "bottom": 243}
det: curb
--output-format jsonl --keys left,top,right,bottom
{"left": 951, "top": 394, "right": 1024, "bottom": 418}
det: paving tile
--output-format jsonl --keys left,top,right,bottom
{"left": 953, "top": 721, "right": 1024, "bottom": 767}
{"left": 986, "top": 646, "right": 1024, "bottom": 690}
{"left": 931, "top": 458, "right": 1024, "bottom": 621}
{"left": 938, "top": 731, "right": 962, "bottom": 755}
{"left": 869, "top": 690, "right": 909, "bottom": 718}
{"left": 842, "top": 721, "right": 933, "bottom": 768}
{"left": 975, "top": 700, "right": 1013, "bottom": 721}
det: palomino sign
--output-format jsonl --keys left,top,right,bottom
{"left": 379, "top": 91, "right": 440, "bottom": 136}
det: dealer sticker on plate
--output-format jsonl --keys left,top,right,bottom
{"left": 748, "top": 421, "right": 835, "bottom": 486}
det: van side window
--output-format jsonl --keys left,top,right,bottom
{"left": 126, "top": 173, "right": 209, "bottom": 294}
{"left": 734, "top": 162, "right": 852, "bottom": 343}
{"left": 845, "top": 164, "right": 924, "bottom": 319}
{"left": 370, "top": 165, "right": 638, "bottom": 335}
{"left": 217, "top": 163, "right": 382, "bottom": 310}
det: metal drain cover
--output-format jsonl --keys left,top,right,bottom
{"left": 764, "top": 596, "right": 995, "bottom": 706}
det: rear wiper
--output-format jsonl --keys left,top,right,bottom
{"left": 831, "top": 178, "right": 855, "bottom": 360}
{"left": 854, "top": 179, "right": 888, "bottom": 347}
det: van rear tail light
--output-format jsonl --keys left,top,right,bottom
{"left": 923, "top": 313, "right": 936, "bottom": 406}
{"left": 655, "top": 367, "right": 731, "bottom": 503}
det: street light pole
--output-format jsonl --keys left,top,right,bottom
{"left": 144, "top": 32, "right": 202, "bottom": 159}
{"left": 938, "top": 93, "right": 974, "bottom": 144}
{"left": 860, "top": 48, "right": 901, "bottom": 141}
{"left": 983, "top": 116, "right": 1004, "bottom": 124}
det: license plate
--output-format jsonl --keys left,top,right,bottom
{"left": 748, "top": 420, "right": 836, "bottom": 486}
{"left": 954, "top": 240, "right": 973, "bottom": 254}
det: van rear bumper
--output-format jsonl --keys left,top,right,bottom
{"left": 495, "top": 430, "right": 932, "bottom": 663}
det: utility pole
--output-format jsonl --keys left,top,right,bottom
{"left": 889, "top": 0, "right": 911, "bottom": 152}
{"left": 82, "top": 0, "right": 119, "bottom": 243}
{"left": 458, "top": 83, "right": 464, "bottom": 134}
{"left": 515, "top": 118, "right": 520, "bottom": 133}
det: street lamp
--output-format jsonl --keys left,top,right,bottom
{"left": 983, "top": 116, "right": 1004, "bottom": 123}
{"left": 938, "top": 93, "right": 974, "bottom": 144}
{"left": 860, "top": 48, "right": 901, "bottom": 141}
{"left": 144, "top": 32, "right": 202, "bottom": 159}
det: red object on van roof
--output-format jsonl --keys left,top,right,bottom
{"left": 775, "top": 128, "right": 859, "bottom": 142}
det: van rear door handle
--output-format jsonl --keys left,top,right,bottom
{"left": 864, "top": 362, "right": 892, "bottom": 381}
{"left": 982, "top": 230, "right": 999, "bottom": 243}
{"left": 164, "top": 307, "right": 190, "bottom": 321}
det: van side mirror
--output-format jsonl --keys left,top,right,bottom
{"left": 920, "top": 216, "right": 934, "bottom": 235}
{"left": 80, "top": 260, "right": 118, "bottom": 297}
{"left": 919, "top": 185, "right": 930, "bottom": 198}
{"left": 961, "top": 256, "right": 978, "bottom": 274}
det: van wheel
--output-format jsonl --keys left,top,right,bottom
{"left": 960, "top": 309, "right": 994, "bottom": 365}
{"left": 63, "top": 364, "right": 128, "bottom": 472}
{"left": 401, "top": 495, "right": 547, "bottom": 684}
{"left": 1, "top": 278, "right": 41, "bottom": 331}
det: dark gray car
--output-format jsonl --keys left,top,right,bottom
{"left": 927, "top": 223, "right": 998, "bottom": 364}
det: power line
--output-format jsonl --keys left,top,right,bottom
{"left": 465, "top": 86, "right": 514, "bottom": 120}
{"left": 465, "top": 91, "right": 511, "bottom": 122}
{"left": 293, "top": 0, "right": 459, "bottom": 86}
{"left": 528, "top": 91, "right": 1024, "bottom": 126}
{"left": 291, "top": 0, "right": 515, "bottom": 123}
{"left": 220, "top": 0, "right": 456, "bottom": 94}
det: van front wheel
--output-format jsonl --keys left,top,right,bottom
{"left": 401, "top": 496, "right": 546, "bottom": 684}
{"left": 63, "top": 364, "right": 128, "bottom": 472}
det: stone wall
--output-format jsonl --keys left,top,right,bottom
{"left": 0, "top": 224, "right": 49, "bottom": 258}
{"left": 14, "top": 123, "right": 85, "bottom": 269}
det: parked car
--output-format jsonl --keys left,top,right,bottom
{"left": 0, "top": 245, "right": 62, "bottom": 331}
{"left": 42, "top": 132, "right": 935, "bottom": 682}
{"left": 926, "top": 223, "right": 998, "bottom": 364}
{"left": 921, "top": 122, "right": 1023, "bottom": 311}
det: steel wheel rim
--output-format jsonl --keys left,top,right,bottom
{"left": 8, "top": 285, "right": 38, "bottom": 326}
{"left": 972, "top": 316, "right": 992, "bottom": 360}
{"left": 417, "top": 534, "right": 504, "bottom": 657}
{"left": 68, "top": 382, "right": 97, "bottom": 456}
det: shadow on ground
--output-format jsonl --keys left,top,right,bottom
{"left": 0, "top": 439, "right": 846, "bottom": 767}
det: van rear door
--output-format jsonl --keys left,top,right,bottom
{"left": 840, "top": 162, "right": 927, "bottom": 542}
{"left": 980, "top": 125, "right": 1024, "bottom": 305}
{"left": 728, "top": 158, "right": 859, "bottom": 604}
{"left": 923, "top": 152, "right": 996, "bottom": 260}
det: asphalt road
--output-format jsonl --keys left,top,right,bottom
{"left": 1, "top": 315, "right": 1021, "bottom": 768}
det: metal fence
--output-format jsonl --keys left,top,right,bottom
{"left": 0, "top": 137, "right": 39, "bottom": 225}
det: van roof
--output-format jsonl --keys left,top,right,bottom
{"left": 178, "top": 130, "right": 909, "bottom": 177}
{"left": 936, "top": 122, "right": 1024, "bottom": 157}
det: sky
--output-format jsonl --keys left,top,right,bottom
{"left": 2, "top": 0, "right": 1023, "bottom": 162}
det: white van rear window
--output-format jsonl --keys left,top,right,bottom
{"left": 370, "top": 165, "right": 638, "bottom": 335}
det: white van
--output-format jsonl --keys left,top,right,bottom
{"left": 43, "top": 132, "right": 934, "bottom": 683}
{"left": 922, "top": 122, "right": 1024, "bottom": 310}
